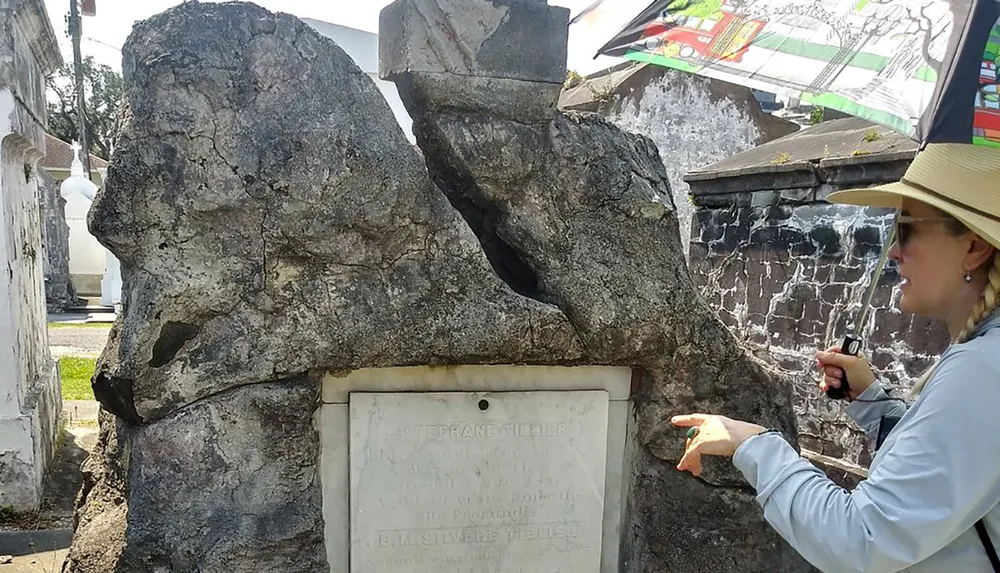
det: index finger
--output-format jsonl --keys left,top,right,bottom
{"left": 670, "top": 413, "right": 709, "bottom": 427}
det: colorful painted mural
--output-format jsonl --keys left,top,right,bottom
{"left": 973, "top": 16, "right": 1000, "bottom": 145}
{"left": 598, "top": 0, "right": 1000, "bottom": 145}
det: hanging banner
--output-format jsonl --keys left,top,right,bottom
{"left": 597, "top": 0, "right": 1000, "bottom": 146}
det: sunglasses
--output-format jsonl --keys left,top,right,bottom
{"left": 893, "top": 214, "right": 954, "bottom": 248}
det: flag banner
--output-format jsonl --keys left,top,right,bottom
{"left": 597, "top": 0, "right": 1000, "bottom": 146}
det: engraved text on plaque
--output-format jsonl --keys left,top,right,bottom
{"left": 349, "top": 391, "right": 609, "bottom": 573}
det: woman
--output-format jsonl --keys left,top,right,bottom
{"left": 671, "top": 142, "right": 1000, "bottom": 573}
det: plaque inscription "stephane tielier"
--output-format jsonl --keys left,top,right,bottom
{"left": 349, "top": 391, "right": 610, "bottom": 573}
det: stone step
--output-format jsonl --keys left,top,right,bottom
{"left": 0, "top": 529, "right": 70, "bottom": 573}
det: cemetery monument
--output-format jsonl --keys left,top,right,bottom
{"left": 63, "top": 1, "right": 811, "bottom": 572}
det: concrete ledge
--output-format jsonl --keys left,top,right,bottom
{"left": 687, "top": 165, "right": 819, "bottom": 197}
{"left": 681, "top": 118, "right": 918, "bottom": 197}
{"left": 684, "top": 160, "right": 816, "bottom": 182}
{"left": 802, "top": 448, "right": 867, "bottom": 490}
{"left": 691, "top": 187, "right": 817, "bottom": 208}
{"left": 322, "top": 365, "right": 633, "bottom": 403}
{"left": 818, "top": 156, "right": 912, "bottom": 187}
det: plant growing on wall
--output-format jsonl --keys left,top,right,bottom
{"left": 770, "top": 151, "right": 793, "bottom": 164}
{"left": 863, "top": 129, "right": 883, "bottom": 142}
{"left": 564, "top": 69, "right": 584, "bottom": 89}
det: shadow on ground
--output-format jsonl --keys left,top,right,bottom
{"left": 0, "top": 401, "right": 100, "bottom": 572}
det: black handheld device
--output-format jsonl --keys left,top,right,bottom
{"left": 825, "top": 334, "right": 862, "bottom": 400}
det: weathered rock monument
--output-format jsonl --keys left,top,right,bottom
{"left": 65, "top": 1, "right": 811, "bottom": 572}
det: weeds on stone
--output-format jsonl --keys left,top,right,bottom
{"left": 564, "top": 69, "right": 583, "bottom": 90}
{"left": 588, "top": 83, "right": 616, "bottom": 104}
{"left": 771, "top": 152, "right": 792, "bottom": 165}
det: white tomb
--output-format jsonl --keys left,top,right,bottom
{"left": 60, "top": 141, "right": 121, "bottom": 308}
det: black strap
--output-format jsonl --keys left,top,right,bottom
{"left": 975, "top": 519, "right": 1000, "bottom": 572}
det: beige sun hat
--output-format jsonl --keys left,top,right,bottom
{"left": 826, "top": 142, "right": 1000, "bottom": 251}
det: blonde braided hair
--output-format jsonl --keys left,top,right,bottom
{"left": 911, "top": 249, "right": 1000, "bottom": 396}
{"left": 955, "top": 251, "right": 1000, "bottom": 343}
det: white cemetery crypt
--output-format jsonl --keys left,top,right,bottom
{"left": 0, "top": 0, "right": 64, "bottom": 512}
{"left": 61, "top": 2, "right": 807, "bottom": 572}
{"left": 59, "top": 141, "right": 122, "bottom": 308}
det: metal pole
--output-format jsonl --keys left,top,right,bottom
{"left": 69, "top": 0, "right": 92, "bottom": 178}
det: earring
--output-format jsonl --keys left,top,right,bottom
{"left": 965, "top": 271, "right": 973, "bottom": 283}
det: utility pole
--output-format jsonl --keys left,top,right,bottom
{"left": 68, "top": 0, "right": 92, "bottom": 178}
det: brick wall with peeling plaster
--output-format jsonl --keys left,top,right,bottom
{"left": 686, "top": 149, "right": 951, "bottom": 469}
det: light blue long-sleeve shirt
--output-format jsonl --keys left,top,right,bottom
{"left": 733, "top": 310, "right": 1000, "bottom": 573}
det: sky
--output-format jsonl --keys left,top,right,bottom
{"left": 40, "top": 0, "right": 647, "bottom": 75}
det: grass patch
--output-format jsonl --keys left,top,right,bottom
{"left": 60, "top": 356, "right": 96, "bottom": 400}
{"left": 48, "top": 322, "right": 113, "bottom": 328}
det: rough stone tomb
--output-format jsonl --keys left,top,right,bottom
{"left": 61, "top": 2, "right": 807, "bottom": 571}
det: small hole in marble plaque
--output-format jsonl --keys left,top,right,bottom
{"left": 478, "top": 399, "right": 489, "bottom": 411}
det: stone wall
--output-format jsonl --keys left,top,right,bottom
{"left": 687, "top": 138, "right": 950, "bottom": 466}
{"left": 560, "top": 64, "right": 799, "bottom": 258}
{"left": 0, "top": 0, "right": 63, "bottom": 511}
{"left": 39, "top": 167, "right": 76, "bottom": 310}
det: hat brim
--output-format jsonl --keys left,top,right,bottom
{"left": 827, "top": 182, "right": 1000, "bottom": 251}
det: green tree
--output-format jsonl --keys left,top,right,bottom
{"left": 46, "top": 57, "right": 124, "bottom": 161}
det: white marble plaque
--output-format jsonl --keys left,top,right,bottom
{"left": 349, "top": 391, "right": 609, "bottom": 573}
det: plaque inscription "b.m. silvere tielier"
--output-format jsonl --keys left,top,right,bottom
{"left": 349, "top": 391, "right": 610, "bottom": 573}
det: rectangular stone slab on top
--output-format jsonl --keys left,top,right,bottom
{"left": 378, "top": 0, "right": 569, "bottom": 120}
{"left": 378, "top": 0, "right": 568, "bottom": 83}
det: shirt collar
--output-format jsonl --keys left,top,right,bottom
{"left": 971, "top": 307, "right": 1000, "bottom": 340}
